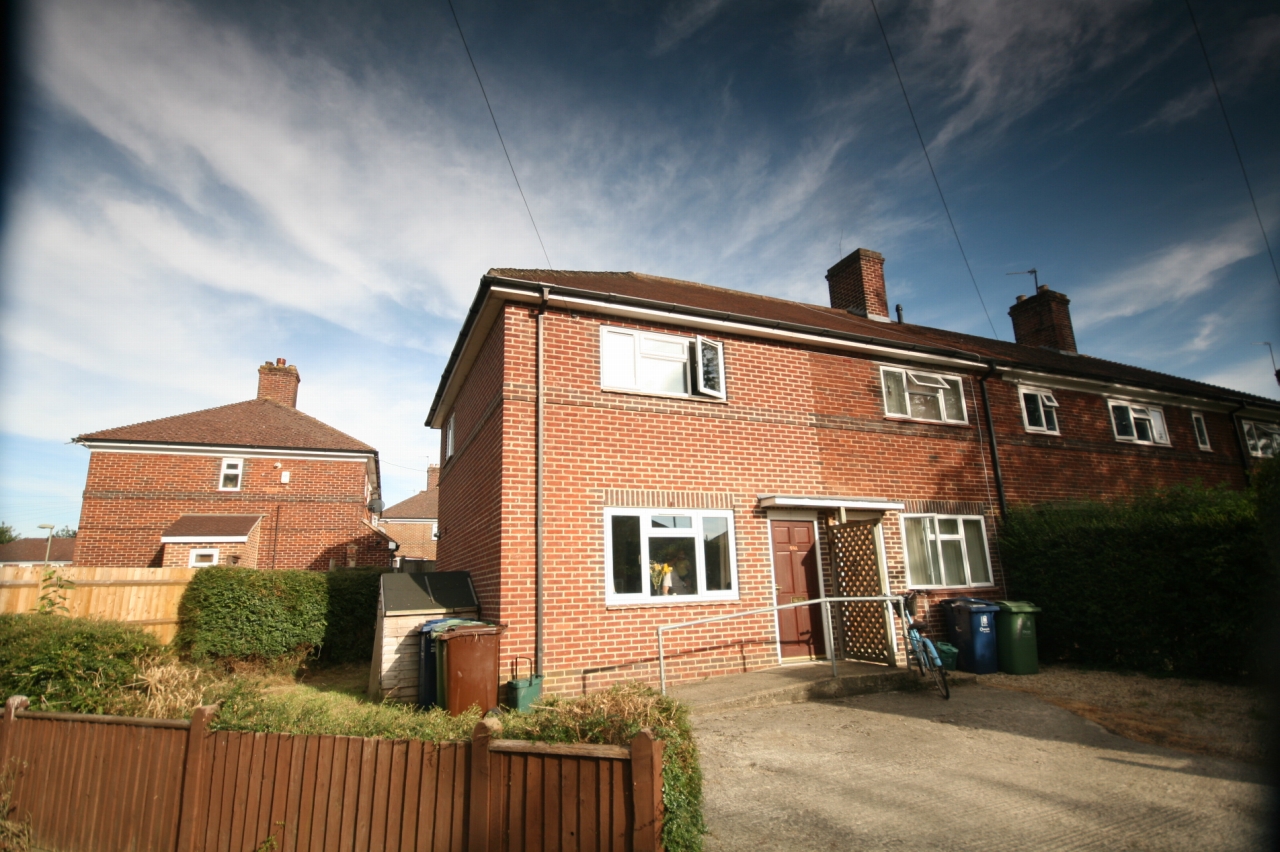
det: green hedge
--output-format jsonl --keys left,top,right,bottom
{"left": 176, "top": 566, "right": 387, "bottom": 664}
{"left": 1000, "top": 484, "right": 1268, "bottom": 679}
{"left": 0, "top": 614, "right": 163, "bottom": 712}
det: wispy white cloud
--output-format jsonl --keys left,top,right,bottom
{"left": 1072, "top": 221, "right": 1261, "bottom": 328}
{"left": 653, "top": 0, "right": 730, "bottom": 54}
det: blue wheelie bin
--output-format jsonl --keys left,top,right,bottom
{"left": 937, "top": 597, "right": 991, "bottom": 649}
{"left": 953, "top": 599, "right": 1000, "bottom": 674}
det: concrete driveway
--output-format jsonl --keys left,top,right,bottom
{"left": 693, "top": 684, "right": 1269, "bottom": 851}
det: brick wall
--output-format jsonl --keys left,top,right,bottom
{"left": 75, "top": 453, "right": 391, "bottom": 570}
{"left": 380, "top": 522, "right": 437, "bottom": 559}
{"left": 437, "top": 301, "right": 1255, "bottom": 694}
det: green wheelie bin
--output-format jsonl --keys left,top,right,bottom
{"left": 995, "top": 601, "right": 1041, "bottom": 674}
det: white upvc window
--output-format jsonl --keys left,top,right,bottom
{"left": 219, "top": 458, "right": 244, "bottom": 491}
{"left": 901, "top": 514, "right": 993, "bottom": 589}
{"left": 1108, "top": 400, "right": 1170, "bottom": 446}
{"left": 432, "top": 522, "right": 440, "bottom": 541}
{"left": 1019, "top": 387, "right": 1060, "bottom": 434}
{"left": 1243, "top": 420, "right": 1279, "bottom": 458}
{"left": 600, "top": 326, "right": 726, "bottom": 399}
{"left": 445, "top": 413, "right": 455, "bottom": 459}
{"left": 880, "top": 366, "right": 967, "bottom": 424}
{"left": 1191, "top": 412, "right": 1212, "bottom": 451}
{"left": 604, "top": 508, "right": 739, "bottom": 605}
{"left": 189, "top": 548, "right": 220, "bottom": 567}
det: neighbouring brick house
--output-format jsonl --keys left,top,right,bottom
{"left": 377, "top": 465, "right": 440, "bottom": 563}
{"left": 426, "top": 250, "right": 1280, "bottom": 695}
{"left": 72, "top": 359, "right": 394, "bottom": 570}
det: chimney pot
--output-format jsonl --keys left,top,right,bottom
{"left": 826, "top": 248, "right": 889, "bottom": 320}
{"left": 257, "top": 359, "right": 301, "bottom": 407}
{"left": 1009, "top": 287, "right": 1077, "bottom": 353}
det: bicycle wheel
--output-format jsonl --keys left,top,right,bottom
{"left": 929, "top": 659, "right": 950, "bottom": 699}
{"left": 908, "top": 633, "right": 926, "bottom": 676}
{"left": 919, "top": 638, "right": 950, "bottom": 700}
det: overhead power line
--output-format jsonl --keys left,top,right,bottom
{"left": 1184, "top": 0, "right": 1280, "bottom": 290}
{"left": 868, "top": 0, "right": 1000, "bottom": 339}
{"left": 446, "top": 0, "right": 552, "bottom": 269}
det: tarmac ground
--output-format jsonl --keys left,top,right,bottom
{"left": 692, "top": 680, "right": 1270, "bottom": 851}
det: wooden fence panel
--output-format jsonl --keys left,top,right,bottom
{"left": 0, "top": 566, "right": 197, "bottom": 642}
{"left": 0, "top": 697, "right": 664, "bottom": 852}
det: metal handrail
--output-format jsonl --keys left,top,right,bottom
{"left": 656, "top": 595, "right": 906, "bottom": 694}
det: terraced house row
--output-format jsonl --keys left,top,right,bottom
{"left": 426, "top": 248, "right": 1280, "bottom": 694}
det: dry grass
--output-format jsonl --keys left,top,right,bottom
{"left": 0, "top": 760, "right": 32, "bottom": 852}
{"left": 978, "top": 665, "right": 1268, "bottom": 763}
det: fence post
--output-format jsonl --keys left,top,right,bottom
{"left": 468, "top": 717, "right": 501, "bottom": 852}
{"left": 1, "top": 695, "right": 30, "bottom": 771}
{"left": 175, "top": 705, "right": 218, "bottom": 852}
{"left": 630, "top": 728, "right": 664, "bottom": 852}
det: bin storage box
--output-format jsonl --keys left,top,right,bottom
{"left": 953, "top": 599, "right": 1000, "bottom": 674}
{"left": 367, "top": 572, "right": 480, "bottom": 702}
{"left": 995, "top": 601, "right": 1041, "bottom": 675}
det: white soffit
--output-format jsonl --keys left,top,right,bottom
{"left": 757, "top": 495, "right": 905, "bottom": 511}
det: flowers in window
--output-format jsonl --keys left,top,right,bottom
{"left": 649, "top": 561, "right": 673, "bottom": 593}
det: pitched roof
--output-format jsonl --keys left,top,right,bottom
{"left": 162, "top": 515, "right": 263, "bottom": 538}
{"left": 0, "top": 538, "right": 76, "bottom": 563}
{"left": 382, "top": 488, "right": 438, "bottom": 520}
{"left": 76, "top": 398, "right": 376, "bottom": 453}
{"left": 484, "top": 268, "right": 1280, "bottom": 408}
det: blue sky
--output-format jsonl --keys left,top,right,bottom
{"left": 1, "top": 0, "right": 1277, "bottom": 537}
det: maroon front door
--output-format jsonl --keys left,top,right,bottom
{"left": 771, "top": 519, "right": 826, "bottom": 659}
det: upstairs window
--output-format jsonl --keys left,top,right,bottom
{"left": 219, "top": 458, "right": 243, "bottom": 491}
{"left": 604, "top": 508, "right": 738, "bottom": 604}
{"left": 445, "top": 413, "right": 455, "bottom": 459}
{"left": 1108, "top": 401, "right": 1169, "bottom": 446}
{"left": 1192, "top": 413, "right": 1212, "bottom": 451}
{"left": 1020, "top": 388, "right": 1060, "bottom": 434}
{"left": 902, "top": 514, "right": 993, "bottom": 588}
{"left": 881, "top": 366, "right": 967, "bottom": 424}
{"left": 1243, "top": 420, "right": 1278, "bottom": 458}
{"left": 600, "top": 327, "right": 725, "bottom": 400}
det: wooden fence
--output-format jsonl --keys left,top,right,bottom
{"left": 0, "top": 566, "right": 195, "bottom": 642}
{"left": 0, "top": 696, "right": 664, "bottom": 852}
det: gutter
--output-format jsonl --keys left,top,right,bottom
{"left": 979, "top": 365, "right": 1008, "bottom": 521}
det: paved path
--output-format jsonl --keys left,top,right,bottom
{"left": 694, "top": 684, "right": 1269, "bottom": 851}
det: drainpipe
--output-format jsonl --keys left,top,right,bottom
{"left": 535, "top": 287, "right": 550, "bottom": 676}
{"left": 978, "top": 365, "right": 1008, "bottom": 521}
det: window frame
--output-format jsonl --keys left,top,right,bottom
{"left": 1107, "top": 400, "right": 1171, "bottom": 446}
{"left": 899, "top": 513, "right": 994, "bottom": 590}
{"left": 603, "top": 507, "right": 740, "bottom": 606}
{"left": 1242, "top": 419, "right": 1279, "bottom": 458}
{"left": 879, "top": 366, "right": 968, "bottom": 425}
{"left": 188, "top": 548, "right": 220, "bottom": 567}
{"left": 445, "top": 413, "right": 455, "bottom": 460}
{"left": 218, "top": 458, "right": 244, "bottom": 491}
{"left": 599, "top": 325, "right": 726, "bottom": 401}
{"left": 1191, "top": 412, "right": 1212, "bottom": 452}
{"left": 1019, "top": 387, "right": 1060, "bottom": 435}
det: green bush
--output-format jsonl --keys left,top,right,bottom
{"left": 176, "top": 566, "right": 389, "bottom": 665}
{"left": 0, "top": 614, "right": 163, "bottom": 712}
{"left": 318, "top": 568, "right": 388, "bottom": 665}
{"left": 1000, "top": 484, "right": 1267, "bottom": 679}
{"left": 176, "top": 566, "right": 327, "bottom": 661}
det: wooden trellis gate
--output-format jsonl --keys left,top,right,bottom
{"left": 829, "top": 521, "right": 896, "bottom": 665}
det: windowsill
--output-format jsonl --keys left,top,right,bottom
{"left": 883, "top": 415, "right": 969, "bottom": 427}
{"left": 605, "top": 595, "right": 741, "bottom": 609}
{"left": 1022, "top": 429, "right": 1060, "bottom": 436}
{"left": 1112, "top": 439, "right": 1171, "bottom": 448}
{"left": 906, "top": 584, "right": 996, "bottom": 592}
{"left": 600, "top": 386, "right": 728, "bottom": 404}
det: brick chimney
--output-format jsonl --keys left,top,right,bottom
{"left": 826, "top": 248, "right": 889, "bottom": 321}
{"left": 426, "top": 464, "right": 440, "bottom": 491}
{"left": 257, "top": 358, "right": 300, "bottom": 407}
{"left": 1009, "top": 285, "right": 1077, "bottom": 354}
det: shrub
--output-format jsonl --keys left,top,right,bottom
{"left": 318, "top": 568, "right": 388, "bottom": 665}
{"left": 1000, "top": 484, "right": 1267, "bottom": 679}
{"left": 176, "top": 566, "right": 327, "bottom": 661}
{"left": 0, "top": 614, "right": 163, "bottom": 713}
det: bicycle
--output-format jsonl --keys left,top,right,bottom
{"left": 896, "top": 592, "right": 949, "bottom": 699}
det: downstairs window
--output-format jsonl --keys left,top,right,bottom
{"left": 902, "top": 515, "right": 993, "bottom": 589}
{"left": 604, "top": 508, "right": 738, "bottom": 604}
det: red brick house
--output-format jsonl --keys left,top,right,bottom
{"left": 377, "top": 465, "right": 440, "bottom": 563}
{"left": 426, "top": 250, "right": 1280, "bottom": 694}
{"left": 73, "top": 359, "right": 393, "bottom": 570}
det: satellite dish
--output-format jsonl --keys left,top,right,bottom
{"left": 367, "top": 498, "right": 385, "bottom": 513}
